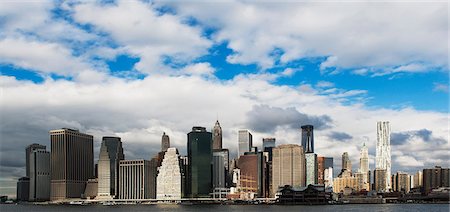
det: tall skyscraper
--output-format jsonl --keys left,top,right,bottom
{"left": 118, "top": 160, "right": 152, "bottom": 199}
{"left": 238, "top": 153, "right": 259, "bottom": 195}
{"left": 212, "top": 120, "right": 222, "bottom": 150}
{"left": 301, "top": 125, "right": 314, "bottom": 153}
{"left": 29, "top": 148, "right": 50, "bottom": 201}
{"left": 26, "top": 143, "right": 46, "bottom": 177}
{"left": 263, "top": 138, "right": 276, "bottom": 162}
{"left": 272, "top": 144, "right": 305, "bottom": 197}
{"left": 97, "top": 136, "right": 124, "bottom": 199}
{"left": 50, "top": 128, "right": 94, "bottom": 200}
{"left": 305, "top": 153, "right": 318, "bottom": 185}
{"left": 161, "top": 132, "right": 170, "bottom": 152}
{"left": 238, "top": 130, "right": 253, "bottom": 156}
{"left": 213, "top": 149, "right": 229, "bottom": 189}
{"left": 342, "top": 152, "right": 352, "bottom": 172}
{"left": 376, "top": 121, "right": 391, "bottom": 191}
{"left": 359, "top": 143, "right": 369, "bottom": 187}
{"left": 157, "top": 148, "right": 181, "bottom": 200}
{"left": 187, "top": 126, "right": 212, "bottom": 198}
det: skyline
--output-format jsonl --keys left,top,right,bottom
{"left": 0, "top": 0, "right": 449, "bottom": 198}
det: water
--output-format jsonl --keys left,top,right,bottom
{"left": 1, "top": 204, "right": 449, "bottom": 212}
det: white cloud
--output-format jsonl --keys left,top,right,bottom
{"left": 433, "top": 83, "right": 449, "bottom": 93}
{"left": 182, "top": 62, "right": 215, "bottom": 77}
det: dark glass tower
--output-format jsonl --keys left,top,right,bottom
{"left": 187, "top": 126, "right": 213, "bottom": 198}
{"left": 161, "top": 132, "right": 170, "bottom": 152}
{"left": 301, "top": 125, "right": 314, "bottom": 153}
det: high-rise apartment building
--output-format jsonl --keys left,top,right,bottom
{"left": 376, "top": 121, "right": 391, "bottom": 191}
{"left": 305, "top": 153, "right": 318, "bottom": 185}
{"left": 157, "top": 148, "right": 181, "bottom": 200}
{"left": 393, "top": 172, "right": 410, "bottom": 193}
{"left": 301, "top": 125, "right": 314, "bottom": 153}
{"left": 97, "top": 137, "right": 124, "bottom": 199}
{"left": 118, "top": 160, "right": 152, "bottom": 199}
{"left": 272, "top": 144, "right": 305, "bottom": 197}
{"left": 413, "top": 171, "right": 423, "bottom": 189}
{"left": 374, "top": 168, "right": 387, "bottom": 192}
{"left": 238, "top": 130, "right": 253, "bottom": 156}
{"left": 187, "top": 126, "right": 212, "bottom": 198}
{"left": 29, "top": 149, "right": 50, "bottom": 201}
{"left": 50, "top": 128, "right": 94, "bottom": 200}
{"left": 212, "top": 120, "right": 222, "bottom": 150}
{"left": 26, "top": 144, "right": 46, "bottom": 177}
{"left": 161, "top": 132, "right": 170, "bottom": 152}
{"left": 423, "top": 166, "right": 450, "bottom": 194}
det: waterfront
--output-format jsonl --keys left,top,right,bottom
{"left": 1, "top": 204, "right": 449, "bottom": 212}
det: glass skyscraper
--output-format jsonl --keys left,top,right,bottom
{"left": 301, "top": 125, "right": 314, "bottom": 153}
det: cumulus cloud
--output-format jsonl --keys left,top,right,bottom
{"left": 391, "top": 129, "right": 446, "bottom": 146}
{"left": 328, "top": 131, "right": 353, "bottom": 141}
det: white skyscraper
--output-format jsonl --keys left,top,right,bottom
{"left": 324, "top": 167, "right": 333, "bottom": 189}
{"left": 376, "top": 121, "right": 391, "bottom": 191}
{"left": 157, "top": 148, "right": 181, "bottom": 200}
{"left": 359, "top": 143, "right": 369, "bottom": 184}
{"left": 97, "top": 137, "right": 124, "bottom": 199}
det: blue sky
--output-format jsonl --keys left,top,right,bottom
{"left": 0, "top": 0, "right": 449, "bottom": 197}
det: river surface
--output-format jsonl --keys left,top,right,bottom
{"left": 1, "top": 203, "right": 449, "bottom": 212}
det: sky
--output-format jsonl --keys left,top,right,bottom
{"left": 0, "top": 0, "right": 449, "bottom": 197}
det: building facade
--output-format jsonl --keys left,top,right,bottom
{"left": 376, "top": 121, "right": 391, "bottom": 191}
{"left": 333, "top": 171, "right": 359, "bottom": 193}
{"left": 213, "top": 149, "right": 229, "bottom": 189}
{"left": 212, "top": 120, "right": 222, "bottom": 150}
{"left": 161, "top": 132, "right": 170, "bottom": 152}
{"left": 187, "top": 126, "right": 213, "bottom": 198}
{"left": 50, "top": 128, "right": 94, "bottom": 200}
{"left": 301, "top": 125, "right": 314, "bottom": 153}
{"left": 157, "top": 148, "right": 181, "bottom": 200}
{"left": 374, "top": 168, "right": 387, "bottom": 192}
{"left": 342, "top": 152, "right": 352, "bottom": 172}
{"left": 413, "top": 171, "right": 423, "bottom": 189}
{"left": 118, "top": 160, "right": 152, "bottom": 199}
{"left": 318, "top": 157, "right": 333, "bottom": 185}
{"left": 305, "top": 153, "right": 318, "bottom": 185}
{"left": 272, "top": 144, "right": 306, "bottom": 197}
{"left": 16, "top": 177, "right": 30, "bottom": 201}
{"left": 238, "top": 130, "right": 253, "bottom": 156}
{"left": 26, "top": 144, "right": 46, "bottom": 177}
{"left": 29, "top": 149, "right": 50, "bottom": 201}
{"left": 393, "top": 172, "right": 410, "bottom": 193}
{"left": 423, "top": 166, "right": 450, "bottom": 194}
{"left": 97, "top": 136, "right": 124, "bottom": 199}
{"left": 263, "top": 138, "right": 276, "bottom": 161}
{"left": 238, "top": 154, "right": 259, "bottom": 196}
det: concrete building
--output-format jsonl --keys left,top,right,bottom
{"left": 318, "top": 157, "right": 333, "bottom": 185}
{"left": 374, "top": 168, "right": 387, "bottom": 192}
{"left": 238, "top": 130, "right": 253, "bottom": 156}
{"left": 333, "top": 170, "right": 359, "bottom": 193}
{"left": 50, "top": 128, "right": 94, "bottom": 200}
{"left": 376, "top": 121, "right": 391, "bottom": 191}
{"left": 342, "top": 152, "right": 352, "bottom": 173}
{"left": 272, "top": 144, "right": 306, "bottom": 197}
{"left": 118, "top": 160, "right": 152, "bottom": 199}
{"left": 324, "top": 167, "right": 333, "bottom": 189}
{"left": 149, "top": 152, "right": 164, "bottom": 198}
{"left": 29, "top": 149, "right": 50, "bottom": 201}
{"left": 157, "top": 148, "right": 181, "bottom": 200}
{"left": 413, "top": 171, "right": 423, "bottom": 189}
{"left": 213, "top": 149, "right": 229, "bottom": 189}
{"left": 359, "top": 143, "right": 369, "bottom": 184}
{"left": 305, "top": 153, "right": 318, "bottom": 185}
{"left": 238, "top": 154, "right": 258, "bottom": 196}
{"left": 393, "top": 172, "right": 410, "bottom": 193}
{"left": 212, "top": 120, "right": 222, "bottom": 150}
{"left": 423, "top": 166, "right": 450, "bottom": 194}
{"left": 161, "top": 132, "right": 170, "bottom": 152}
{"left": 301, "top": 125, "right": 314, "bottom": 153}
{"left": 16, "top": 177, "right": 30, "bottom": 201}
{"left": 97, "top": 137, "right": 124, "bottom": 199}
{"left": 187, "top": 126, "right": 212, "bottom": 198}
{"left": 26, "top": 144, "right": 46, "bottom": 177}
{"left": 83, "top": 178, "right": 98, "bottom": 199}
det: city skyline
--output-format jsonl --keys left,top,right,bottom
{"left": 0, "top": 1, "right": 448, "bottom": 199}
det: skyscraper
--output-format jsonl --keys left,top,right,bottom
{"left": 50, "top": 128, "right": 94, "bottom": 200}
{"left": 423, "top": 166, "right": 450, "bottom": 194}
{"left": 212, "top": 120, "right": 222, "bottom": 150}
{"left": 213, "top": 149, "right": 229, "bottom": 189}
{"left": 318, "top": 157, "right": 333, "bottom": 185}
{"left": 342, "top": 152, "right": 352, "bottom": 172}
{"left": 376, "top": 121, "right": 391, "bottom": 191}
{"left": 374, "top": 168, "right": 387, "bottom": 192}
{"left": 157, "top": 148, "right": 181, "bottom": 200}
{"left": 359, "top": 143, "right": 369, "bottom": 188}
{"left": 272, "top": 144, "right": 306, "bottom": 197}
{"left": 118, "top": 160, "right": 152, "bottom": 199}
{"left": 263, "top": 138, "right": 276, "bottom": 161}
{"left": 161, "top": 132, "right": 170, "bottom": 152}
{"left": 26, "top": 144, "right": 46, "bottom": 177}
{"left": 97, "top": 136, "right": 124, "bottom": 199}
{"left": 301, "top": 125, "right": 314, "bottom": 153}
{"left": 187, "top": 126, "right": 212, "bottom": 198}
{"left": 238, "top": 130, "right": 253, "bottom": 156}
{"left": 305, "top": 153, "right": 318, "bottom": 185}
{"left": 238, "top": 154, "right": 259, "bottom": 195}
{"left": 29, "top": 148, "right": 50, "bottom": 201}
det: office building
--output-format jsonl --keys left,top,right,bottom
{"left": 374, "top": 168, "right": 387, "bottom": 192}
{"left": 50, "top": 128, "right": 94, "bottom": 200}
{"left": 238, "top": 154, "right": 259, "bottom": 195}
{"left": 376, "top": 121, "right": 391, "bottom": 191}
{"left": 118, "top": 160, "right": 152, "bottom": 199}
{"left": 238, "top": 130, "right": 253, "bottom": 156}
{"left": 149, "top": 152, "right": 164, "bottom": 198}
{"left": 29, "top": 149, "right": 50, "bottom": 201}
{"left": 324, "top": 167, "right": 333, "bottom": 189}
{"left": 187, "top": 126, "right": 212, "bottom": 198}
{"left": 423, "top": 166, "right": 450, "bottom": 194}
{"left": 342, "top": 152, "right": 352, "bottom": 172}
{"left": 212, "top": 120, "right": 222, "bottom": 150}
{"left": 97, "top": 137, "right": 124, "bottom": 199}
{"left": 213, "top": 149, "right": 229, "bottom": 189}
{"left": 157, "top": 148, "right": 181, "bottom": 200}
{"left": 301, "top": 125, "right": 314, "bottom": 153}
{"left": 318, "top": 157, "right": 333, "bottom": 185}
{"left": 272, "top": 144, "right": 306, "bottom": 197}
{"left": 16, "top": 177, "right": 30, "bottom": 201}
{"left": 84, "top": 178, "right": 98, "bottom": 199}
{"left": 26, "top": 144, "right": 46, "bottom": 177}
{"left": 305, "top": 153, "right": 318, "bottom": 185}
{"left": 161, "top": 132, "right": 170, "bottom": 152}
{"left": 359, "top": 143, "right": 369, "bottom": 182}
